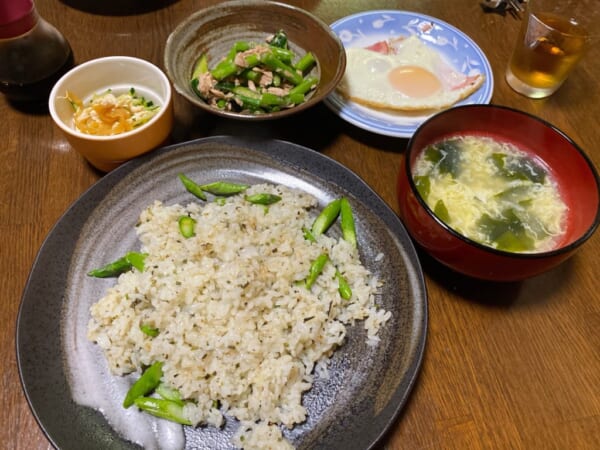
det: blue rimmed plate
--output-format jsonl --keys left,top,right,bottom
{"left": 324, "top": 10, "right": 494, "bottom": 138}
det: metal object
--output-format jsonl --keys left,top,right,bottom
{"left": 481, "top": 0, "right": 527, "bottom": 18}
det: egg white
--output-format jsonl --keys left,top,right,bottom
{"left": 337, "top": 36, "right": 484, "bottom": 111}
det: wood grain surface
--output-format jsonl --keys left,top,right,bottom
{"left": 2, "top": 1, "right": 599, "bottom": 449}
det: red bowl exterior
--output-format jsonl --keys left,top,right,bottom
{"left": 397, "top": 105, "right": 600, "bottom": 281}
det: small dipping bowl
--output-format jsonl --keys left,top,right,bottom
{"left": 397, "top": 104, "right": 600, "bottom": 281}
{"left": 49, "top": 56, "right": 173, "bottom": 172}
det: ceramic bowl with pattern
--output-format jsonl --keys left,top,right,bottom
{"left": 163, "top": 0, "right": 346, "bottom": 120}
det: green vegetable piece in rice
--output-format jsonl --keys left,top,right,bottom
{"left": 244, "top": 193, "right": 282, "bottom": 205}
{"left": 140, "top": 324, "right": 159, "bottom": 337}
{"left": 123, "top": 361, "right": 163, "bottom": 408}
{"left": 335, "top": 269, "right": 352, "bottom": 300}
{"left": 179, "top": 173, "right": 207, "bottom": 201}
{"left": 311, "top": 198, "right": 341, "bottom": 236}
{"left": 302, "top": 226, "right": 316, "bottom": 242}
{"left": 199, "top": 181, "right": 250, "bottom": 196}
{"left": 156, "top": 383, "right": 184, "bottom": 406}
{"left": 305, "top": 253, "right": 329, "bottom": 289}
{"left": 87, "top": 251, "right": 147, "bottom": 278}
{"left": 178, "top": 215, "right": 197, "bottom": 238}
{"left": 87, "top": 256, "right": 131, "bottom": 278}
{"left": 125, "top": 251, "right": 147, "bottom": 272}
{"left": 340, "top": 197, "right": 357, "bottom": 248}
{"left": 133, "top": 397, "right": 192, "bottom": 425}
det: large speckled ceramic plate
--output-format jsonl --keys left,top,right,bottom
{"left": 17, "top": 136, "right": 427, "bottom": 450}
{"left": 324, "top": 10, "right": 494, "bottom": 138}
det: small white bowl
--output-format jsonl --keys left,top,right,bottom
{"left": 49, "top": 56, "right": 174, "bottom": 172}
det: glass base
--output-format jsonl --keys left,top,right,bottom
{"left": 505, "top": 69, "right": 561, "bottom": 99}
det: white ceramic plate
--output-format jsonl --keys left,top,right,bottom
{"left": 324, "top": 10, "right": 494, "bottom": 138}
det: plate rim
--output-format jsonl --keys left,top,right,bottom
{"left": 16, "top": 135, "right": 428, "bottom": 450}
{"left": 324, "top": 9, "right": 494, "bottom": 138}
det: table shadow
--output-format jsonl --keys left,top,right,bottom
{"left": 172, "top": 99, "right": 410, "bottom": 156}
{"left": 415, "top": 246, "right": 577, "bottom": 309}
{"left": 60, "top": 0, "right": 179, "bottom": 16}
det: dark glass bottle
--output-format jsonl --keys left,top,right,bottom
{"left": 0, "top": 0, "right": 74, "bottom": 103}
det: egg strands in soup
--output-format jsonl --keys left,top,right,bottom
{"left": 338, "top": 36, "right": 484, "bottom": 111}
{"left": 412, "top": 136, "right": 568, "bottom": 253}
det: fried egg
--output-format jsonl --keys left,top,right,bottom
{"left": 337, "top": 35, "right": 484, "bottom": 111}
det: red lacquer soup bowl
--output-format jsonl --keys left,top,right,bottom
{"left": 397, "top": 105, "right": 600, "bottom": 281}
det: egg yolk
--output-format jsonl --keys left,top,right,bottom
{"left": 387, "top": 65, "right": 442, "bottom": 98}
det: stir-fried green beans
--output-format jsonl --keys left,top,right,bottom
{"left": 288, "top": 76, "right": 318, "bottom": 97}
{"left": 294, "top": 52, "right": 317, "bottom": 73}
{"left": 189, "top": 30, "right": 318, "bottom": 114}
{"left": 87, "top": 251, "right": 147, "bottom": 278}
{"left": 190, "top": 54, "right": 208, "bottom": 97}
{"left": 259, "top": 52, "right": 304, "bottom": 85}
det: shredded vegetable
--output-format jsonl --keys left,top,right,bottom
{"left": 66, "top": 87, "right": 160, "bottom": 136}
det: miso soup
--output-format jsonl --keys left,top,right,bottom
{"left": 412, "top": 135, "right": 568, "bottom": 253}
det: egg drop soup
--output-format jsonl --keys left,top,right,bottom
{"left": 412, "top": 135, "right": 568, "bottom": 253}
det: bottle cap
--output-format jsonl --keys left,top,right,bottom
{"left": 0, "top": 0, "right": 36, "bottom": 39}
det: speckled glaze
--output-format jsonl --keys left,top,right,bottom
{"left": 17, "top": 137, "right": 427, "bottom": 449}
{"left": 164, "top": 0, "right": 346, "bottom": 120}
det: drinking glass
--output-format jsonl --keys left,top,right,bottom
{"left": 506, "top": 0, "right": 599, "bottom": 98}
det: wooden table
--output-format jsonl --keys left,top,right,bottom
{"left": 2, "top": 1, "right": 599, "bottom": 448}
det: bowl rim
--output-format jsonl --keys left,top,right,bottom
{"left": 48, "top": 55, "right": 173, "bottom": 141}
{"left": 403, "top": 103, "right": 600, "bottom": 259}
{"left": 163, "top": 0, "right": 346, "bottom": 121}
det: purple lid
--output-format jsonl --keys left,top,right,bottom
{"left": 0, "top": 0, "right": 36, "bottom": 38}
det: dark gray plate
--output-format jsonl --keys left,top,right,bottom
{"left": 17, "top": 136, "right": 427, "bottom": 450}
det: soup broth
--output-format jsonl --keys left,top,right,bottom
{"left": 412, "top": 135, "right": 568, "bottom": 253}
